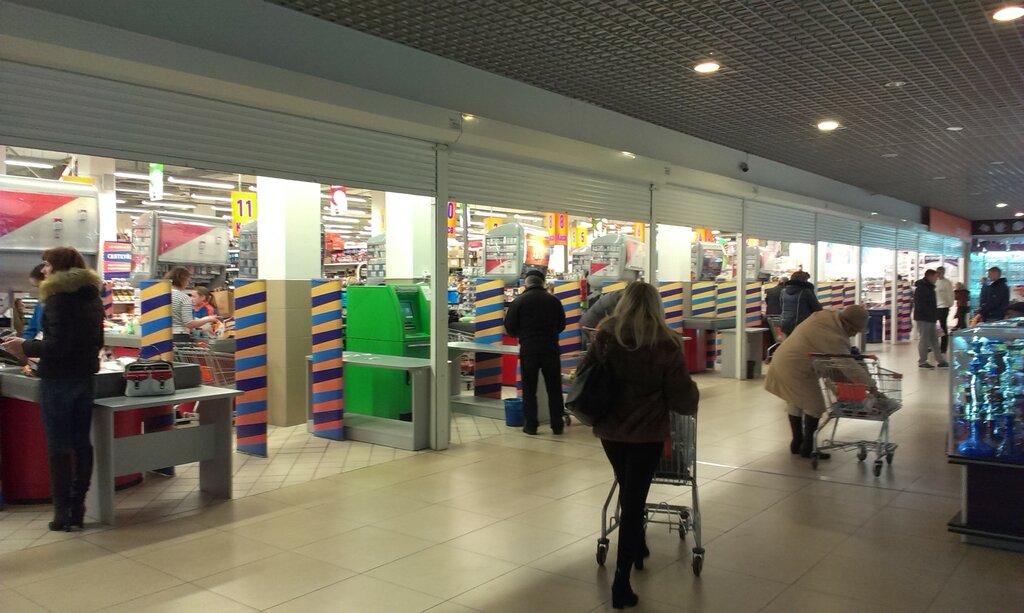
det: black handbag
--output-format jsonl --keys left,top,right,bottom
{"left": 565, "top": 353, "right": 614, "bottom": 426}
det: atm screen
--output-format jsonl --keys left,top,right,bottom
{"left": 399, "top": 300, "right": 414, "bottom": 319}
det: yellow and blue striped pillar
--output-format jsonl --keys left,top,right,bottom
{"left": 745, "top": 281, "right": 763, "bottom": 326}
{"left": 101, "top": 281, "right": 114, "bottom": 320}
{"left": 474, "top": 279, "right": 506, "bottom": 398}
{"left": 715, "top": 281, "right": 737, "bottom": 366}
{"left": 139, "top": 280, "right": 172, "bottom": 360}
{"left": 234, "top": 280, "right": 268, "bottom": 457}
{"left": 842, "top": 281, "right": 856, "bottom": 307}
{"left": 897, "top": 279, "right": 912, "bottom": 341}
{"left": 554, "top": 282, "right": 582, "bottom": 392}
{"left": 659, "top": 282, "right": 684, "bottom": 333}
{"left": 602, "top": 281, "right": 628, "bottom": 295}
{"left": 310, "top": 279, "right": 344, "bottom": 441}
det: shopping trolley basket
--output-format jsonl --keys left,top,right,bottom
{"left": 809, "top": 353, "right": 902, "bottom": 475}
{"left": 596, "top": 413, "right": 705, "bottom": 576}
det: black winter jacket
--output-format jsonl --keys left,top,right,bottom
{"left": 980, "top": 278, "right": 1010, "bottom": 322}
{"left": 912, "top": 278, "right": 938, "bottom": 322}
{"left": 764, "top": 283, "right": 785, "bottom": 316}
{"left": 780, "top": 280, "right": 822, "bottom": 335}
{"left": 504, "top": 285, "right": 566, "bottom": 355}
{"left": 23, "top": 268, "right": 104, "bottom": 379}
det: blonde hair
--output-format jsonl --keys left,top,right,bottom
{"left": 609, "top": 282, "right": 680, "bottom": 351}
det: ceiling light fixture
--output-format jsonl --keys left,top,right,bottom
{"left": 190, "top": 193, "right": 232, "bottom": 202}
{"left": 881, "top": 153, "right": 899, "bottom": 158}
{"left": 946, "top": 126, "right": 964, "bottom": 131}
{"left": 115, "top": 199, "right": 126, "bottom": 204}
{"left": 993, "top": 6, "right": 1024, "bottom": 21}
{"left": 991, "top": 161, "right": 1005, "bottom": 165}
{"left": 620, "top": 151, "right": 637, "bottom": 159}
{"left": 1016, "top": 212, "right": 1024, "bottom": 218}
{"left": 167, "top": 176, "right": 235, "bottom": 190}
{"left": 150, "top": 212, "right": 223, "bottom": 222}
{"left": 211, "top": 206, "right": 233, "bottom": 213}
{"left": 693, "top": 61, "right": 720, "bottom": 74}
{"left": 113, "top": 171, "right": 151, "bottom": 180}
{"left": 997, "top": 202, "right": 1009, "bottom": 208}
{"left": 884, "top": 80, "right": 908, "bottom": 88}
{"left": 116, "top": 188, "right": 150, "bottom": 195}
{"left": 5, "top": 159, "right": 55, "bottom": 169}
{"left": 870, "top": 212, "right": 878, "bottom": 216}
{"left": 933, "top": 176, "right": 947, "bottom": 180}
{"left": 817, "top": 120, "right": 840, "bottom": 131}
{"left": 116, "top": 207, "right": 150, "bottom": 214}
{"left": 461, "top": 113, "right": 476, "bottom": 121}
{"left": 140, "top": 200, "right": 196, "bottom": 210}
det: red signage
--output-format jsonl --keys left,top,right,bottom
{"left": 928, "top": 208, "right": 971, "bottom": 241}
{"left": 102, "top": 241, "right": 132, "bottom": 279}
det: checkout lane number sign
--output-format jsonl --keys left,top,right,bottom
{"left": 231, "top": 191, "right": 257, "bottom": 237}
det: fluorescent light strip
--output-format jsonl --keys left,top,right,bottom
{"left": 167, "top": 176, "right": 235, "bottom": 190}
{"left": 5, "top": 159, "right": 55, "bottom": 169}
{"left": 116, "top": 207, "right": 150, "bottom": 214}
{"left": 323, "top": 215, "right": 363, "bottom": 223}
{"left": 190, "top": 193, "right": 232, "bottom": 202}
{"left": 156, "top": 212, "right": 224, "bottom": 222}
{"left": 211, "top": 206, "right": 233, "bottom": 213}
{"left": 471, "top": 211, "right": 507, "bottom": 218}
{"left": 320, "top": 194, "right": 369, "bottom": 204}
{"left": 115, "top": 199, "right": 126, "bottom": 204}
{"left": 116, "top": 188, "right": 150, "bottom": 195}
{"left": 113, "top": 171, "right": 151, "bottom": 180}
{"left": 141, "top": 200, "right": 196, "bottom": 210}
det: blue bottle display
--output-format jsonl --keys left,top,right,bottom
{"left": 950, "top": 322, "right": 1024, "bottom": 463}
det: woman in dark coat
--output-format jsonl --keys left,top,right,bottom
{"left": 2, "top": 247, "right": 104, "bottom": 530}
{"left": 780, "top": 270, "right": 822, "bottom": 336}
{"left": 584, "top": 282, "right": 699, "bottom": 608}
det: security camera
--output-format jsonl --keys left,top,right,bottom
{"left": 739, "top": 162, "right": 749, "bottom": 173}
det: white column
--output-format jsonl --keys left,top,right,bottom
{"left": 370, "top": 191, "right": 386, "bottom": 236}
{"left": 0, "top": 146, "right": 6, "bottom": 175}
{"left": 77, "top": 155, "right": 117, "bottom": 242}
{"left": 431, "top": 146, "right": 451, "bottom": 450}
{"left": 256, "top": 176, "right": 321, "bottom": 280}
{"left": 655, "top": 224, "right": 692, "bottom": 282}
{"left": 385, "top": 192, "right": 433, "bottom": 280}
{"left": 890, "top": 249, "right": 898, "bottom": 344}
{"left": 854, "top": 246, "right": 864, "bottom": 348}
{"left": 736, "top": 233, "right": 747, "bottom": 380}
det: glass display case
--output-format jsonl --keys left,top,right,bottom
{"left": 948, "top": 322, "right": 1024, "bottom": 550}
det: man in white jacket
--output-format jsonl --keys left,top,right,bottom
{"left": 935, "top": 266, "right": 954, "bottom": 354}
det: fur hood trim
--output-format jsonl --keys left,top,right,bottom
{"left": 39, "top": 268, "right": 101, "bottom": 301}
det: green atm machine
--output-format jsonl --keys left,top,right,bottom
{"left": 345, "top": 284, "right": 431, "bottom": 419}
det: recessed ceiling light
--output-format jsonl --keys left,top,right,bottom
{"left": 993, "top": 6, "right": 1024, "bottom": 21}
{"left": 996, "top": 202, "right": 1008, "bottom": 208}
{"left": 901, "top": 219, "right": 907, "bottom": 222}
{"left": 620, "top": 151, "right": 636, "bottom": 159}
{"left": 693, "top": 61, "right": 720, "bottom": 74}
{"left": 167, "top": 176, "right": 234, "bottom": 190}
{"left": 113, "top": 171, "right": 152, "bottom": 180}
{"left": 933, "top": 176, "right": 947, "bottom": 180}
{"left": 946, "top": 126, "right": 964, "bottom": 131}
{"left": 115, "top": 199, "right": 126, "bottom": 204}
{"left": 881, "top": 153, "right": 899, "bottom": 158}
{"left": 870, "top": 212, "right": 878, "bottom": 216}
{"left": 5, "top": 159, "right": 55, "bottom": 169}
{"left": 461, "top": 113, "right": 476, "bottom": 121}
{"left": 991, "top": 161, "right": 1005, "bottom": 165}
{"left": 817, "top": 120, "right": 840, "bottom": 131}
{"left": 1016, "top": 212, "right": 1024, "bottom": 218}
{"left": 884, "top": 80, "right": 907, "bottom": 88}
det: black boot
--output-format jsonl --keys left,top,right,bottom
{"left": 47, "top": 450, "right": 72, "bottom": 531}
{"left": 788, "top": 415, "right": 803, "bottom": 454}
{"left": 800, "top": 416, "right": 830, "bottom": 459}
{"left": 634, "top": 539, "right": 651, "bottom": 570}
{"left": 69, "top": 446, "right": 93, "bottom": 530}
{"left": 612, "top": 569, "right": 639, "bottom": 609}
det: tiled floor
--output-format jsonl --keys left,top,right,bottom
{"left": 1, "top": 343, "right": 1022, "bottom": 612}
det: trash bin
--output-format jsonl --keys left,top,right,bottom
{"left": 504, "top": 398, "right": 524, "bottom": 427}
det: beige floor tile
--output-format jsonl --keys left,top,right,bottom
{"left": 189, "top": 496, "right": 297, "bottom": 530}
{"left": 376, "top": 473, "right": 492, "bottom": 504}
{"left": 295, "top": 525, "right": 435, "bottom": 572}
{"left": 632, "top": 561, "right": 788, "bottom": 612}
{"left": 267, "top": 574, "right": 441, "bottom": 613}
{"left": 588, "top": 597, "right": 683, "bottom": 612}
{"left": 0, "top": 538, "right": 118, "bottom": 587}
{"left": 453, "top": 566, "right": 604, "bottom": 613}
{"left": 367, "top": 544, "right": 518, "bottom": 599}
{"left": 373, "top": 504, "right": 500, "bottom": 542}
{"left": 81, "top": 517, "right": 216, "bottom": 557}
{"left": 133, "top": 531, "right": 282, "bottom": 581}
{"left": 526, "top": 536, "right": 615, "bottom": 586}
{"left": 15, "top": 557, "right": 182, "bottom": 613}
{"left": 0, "top": 588, "right": 48, "bottom": 613}
{"left": 761, "top": 586, "right": 911, "bottom": 613}
{"left": 447, "top": 520, "right": 583, "bottom": 564}
{"left": 887, "top": 490, "right": 961, "bottom": 515}
{"left": 195, "top": 551, "right": 355, "bottom": 610}
{"left": 696, "top": 480, "right": 793, "bottom": 512}
{"left": 795, "top": 554, "right": 949, "bottom": 611}
{"left": 858, "top": 506, "right": 962, "bottom": 542}
{"left": 226, "top": 508, "right": 362, "bottom": 549}
{"left": 307, "top": 489, "right": 432, "bottom": 525}
{"left": 425, "top": 602, "right": 485, "bottom": 613}
{"left": 717, "top": 468, "right": 814, "bottom": 492}
{"left": 96, "top": 583, "right": 256, "bottom": 612}
{"left": 835, "top": 531, "right": 968, "bottom": 574}
{"left": 508, "top": 499, "right": 605, "bottom": 537}
{"left": 702, "top": 522, "right": 841, "bottom": 583}
{"left": 442, "top": 486, "right": 553, "bottom": 519}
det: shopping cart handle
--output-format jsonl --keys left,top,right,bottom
{"left": 807, "top": 352, "right": 878, "bottom": 360}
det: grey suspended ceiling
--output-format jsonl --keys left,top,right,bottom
{"left": 269, "top": 0, "right": 1023, "bottom": 220}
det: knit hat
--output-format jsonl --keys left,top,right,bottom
{"left": 524, "top": 269, "right": 545, "bottom": 283}
{"left": 839, "top": 304, "right": 869, "bottom": 332}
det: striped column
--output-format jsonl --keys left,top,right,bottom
{"left": 310, "top": 280, "right": 344, "bottom": 441}
{"left": 659, "top": 282, "right": 684, "bottom": 333}
{"left": 234, "top": 280, "right": 268, "bottom": 457}
{"left": 602, "top": 281, "right": 628, "bottom": 295}
{"left": 688, "top": 281, "right": 717, "bottom": 317}
{"left": 474, "top": 279, "right": 505, "bottom": 398}
{"left": 554, "top": 282, "right": 582, "bottom": 392}
{"left": 139, "top": 280, "right": 172, "bottom": 361}
{"left": 101, "top": 282, "right": 114, "bottom": 320}
{"left": 716, "top": 282, "right": 737, "bottom": 318}
{"left": 897, "top": 279, "right": 913, "bottom": 341}
{"left": 842, "top": 281, "right": 856, "bottom": 307}
{"left": 744, "top": 282, "right": 762, "bottom": 326}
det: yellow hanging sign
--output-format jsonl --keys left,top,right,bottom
{"left": 231, "top": 191, "right": 258, "bottom": 237}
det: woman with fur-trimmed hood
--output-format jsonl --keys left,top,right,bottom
{"left": 2, "top": 247, "right": 104, "bottom": 531}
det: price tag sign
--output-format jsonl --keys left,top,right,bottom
{"left": 447, "top": 201, "right": 457, "bottom": 237}
{"left": 231, "top": 191, "right": 257, "bottom": 237}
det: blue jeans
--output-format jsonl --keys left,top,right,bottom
{"left": 39, "top": 376, "right": 94, "bottom": 505}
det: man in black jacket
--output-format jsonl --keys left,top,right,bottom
{"left": 505, "top": 270, "right": 567, "bottom": 435}
{"left": 913, "top": 269, "right": 947, "bottom": 369}
{"left": 980, "top": 266, "right": 1010, "bottom": 322}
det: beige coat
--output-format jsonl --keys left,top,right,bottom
{"left": 765, "top": 310, "right": 861, "bottom": 417}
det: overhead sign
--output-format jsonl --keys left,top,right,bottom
{"left": 570, "top": 227, "right": 588, "bottom": 249}
{"left": 632, "top": 223, "right": 646, "bottom": 242}
{"left": 483, "top": 217, "right": 503, "bottom": 231}
{"left": 447, "top": 201, "right": 457, "bottom": 237}
{"left": 972, "top": 219, "right": 1024, "bottom": 236}
{"left": 544, "top": 212, "right": 568, "bottom": 242}
{"left": 329, "top": 185, "right": 347, "bottom": 215}
{"left": 929, "top": 208, "right": 971, "bottom": 240}
{"left": 102, "top": 241, "right": 132, "bottom": 279}
{"left": 231, "top": 190, "right": 257, "bottom": 237}
{"left": 148, "top": 163, "right": 163, "bottom": 201}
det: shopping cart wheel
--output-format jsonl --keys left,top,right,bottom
{"left": 692, "top": 549, "right": 705, "bottom": 576}
{"left": 885, "top": 452, "right": 894, "bottom": 464}
{"left": 596, "top": 539, "right": 609, "bottom": 566}
{"left": 873, "top": 460, "right": 883, "bottom": 477}
{"left": 564, "top": 414, "right": 572, "bottom": 427}
{"left": 810, "top": 453, "right": 819, "bottom": 469}
{"left": 857, "top": 445, "right": 867, "bottom": 462}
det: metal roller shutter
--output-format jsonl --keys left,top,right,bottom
{"left": 918, "top": 232, "right": 945, "bottom": 255}
{"left": 945, "top": 237, "right": 964, "bottom": 256}
{"left": 654, "top": 185, "right": 742, "bottom": 231}
{"left": 744, "top": 201, "right": 816, "bottom": 243}
{"left": 448, "top": 150, "right": 652, "bottom": 220}
{"left": 897, "top": 229, "right": 920, "bottom": 251}
{"left": 861, "top": 224, "right": 897, "bottom": 249}
{"left": 816, "top": 214, "right": 861, "bottom": 245}
{"left": 0, "top": 61, "right": 437, "bottom": 195}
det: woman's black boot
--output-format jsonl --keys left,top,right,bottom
{"left": 47, "top": 451, "right": 73, "bottom": 531}
{"left": 788, "top": 415, "right": 803, "bottom": 454}
{"left": 612, "top": 569, "right": 639, "bottom": 609}
{"left": 800, "top": 415, "right": 830, "bottom": 459}
{"left": 48, "top": 504, "right": 71, "bottom": 532}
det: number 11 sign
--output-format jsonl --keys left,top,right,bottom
{"left": 231, "top": 191, "right": 258, "bottom": 237}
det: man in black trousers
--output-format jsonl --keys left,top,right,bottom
{"left": 504, "top": 270, "right": 567, "bottom": 435}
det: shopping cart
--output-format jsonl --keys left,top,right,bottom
{"left": 173, "top": 342, "right": 237, "bottom": 423}
{"left": 809, "top": 353, "right": 902, "bottom": 475}
{"left": 765, "top": 315, "right": 785, "bottom": 362}
{"left": 596, "top": 413, "right": 705, "bottom": 576}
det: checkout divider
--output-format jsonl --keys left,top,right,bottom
{"left": 309, "top": 280, "right": 344, "bottom": 441}
{"left": 234, "top": 279, "right": 269, "bottom": 457}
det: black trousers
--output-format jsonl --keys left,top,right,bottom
{"left": 40, "top": 377, "right": 95, "bottom": 507}
{"left": 519, "top": 351, "right": 565, "bottom": 430}
{"left": 955, "top": 305, "right": 968, "bottom": 330}
{"left": 937, "top": 307, "right": 950, "bottom": 353}
{"left": 601, "top": 440, "right": 663, "bottom": 572}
